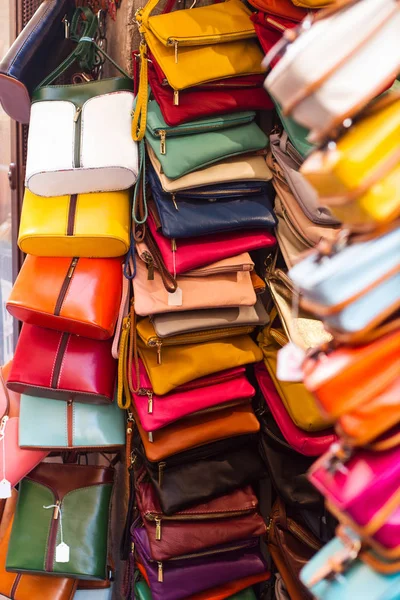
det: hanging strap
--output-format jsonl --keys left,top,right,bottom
{"left": 131, "top": 42, "right": 149, "bottom": 141}
{"left": 37, "top": 6, "right": 130, "bottom": 89}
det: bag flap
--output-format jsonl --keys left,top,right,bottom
{"left": 0, "top": 363, "right": 19, "bottom": 419}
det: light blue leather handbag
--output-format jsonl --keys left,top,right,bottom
{"left": 289, "top": 228, "right": 400, "bottom": 340}
{"left": 301, "top": 530, "right": 400, "bottom": 600}
{"left": 75, "top": 586, "right": 114, "bottom": 600}
{"left": 19, "top": 394, "right": 125, "bottom": 450}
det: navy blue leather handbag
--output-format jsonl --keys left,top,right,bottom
{"left": 148, "top": 164, "right": 277, "bottom": 238}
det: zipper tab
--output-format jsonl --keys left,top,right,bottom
{"left": 173, "top": 90, "right": 179, "bottom": 106}
{"left": 155, "top": 340, "right": 162, "bottom": 365}
{"left": 174, "top": 40, "right": 178, "bottom": 63}
{"left": 67, "top": 257, "right": 78, "bottom": 278}
{"left": 171, "top": 238, "right": 177, "bottom": 252}
{"left": 53, "top": 501, "right": 61, "bottom": 520}
{"left": 158, "top": 561, "right": 163, "bottom": 582}
{"left": 159, "top": 130, "right": 166, "bottom": 155}
{"left": 73, "top": 106, "right": 82, "bottom": 122}
{"left": 171, "top": 193, "right": 179, "bottom": 211}
{"left": 155, "top": 517, "right": 162, "bottom": 541}
{"left": 148, "top": 432, "right": 154, "bottom": 442}
{"left": 142, "top": 252, "right": 155, "bottom": 280}
{"left": 147, "top": 392, "right": 153, "bottom": 414}
{"left": 158, "top": 462, "right": 166, "bottom": 487}
{"left": 0, "top": 415, "right": 9, "bottom": 438}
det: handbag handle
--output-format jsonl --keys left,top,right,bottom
{"left": 37, "top": 7, "right": 131, "bottom": 89}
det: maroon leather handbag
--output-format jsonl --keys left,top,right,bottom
{"left": 7, "top": 324, "right": 116, "bottom": 404}
{"left": 142, "top": 57, "right": 273, "bottom": 126}
{"left": 135, "top": 474, "right": 267, "bottom": 561}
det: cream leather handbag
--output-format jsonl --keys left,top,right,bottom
{"left": 264, "top": 0, "right": 400, "bottom": 143}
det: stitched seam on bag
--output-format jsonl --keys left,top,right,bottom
{"left": 8, "top": 2, "right": 54, "bottom": 71}
{"left": 20, "top": 480, "right": 55, "bottom": 572}
{"left": 55, "top": 335, "right": 71, "bottom": 389}
{"left": 12, "top": 307, "right": 107, "bottom": 335}
{"left": 64, "top": 400, "right": 69, "bottom": 447}
{"left": 7, "top": 381, "right": 112, "bottom": 400}
{"left": 49, "top": 334, "right": 64, "bottom": 388}
{"left": 27, "top": 166, "right": 138, "bottom": 192}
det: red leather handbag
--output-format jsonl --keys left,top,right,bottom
{"left": 247, "top": 0, "right": 309, "bottom": 21}
{"left": 146, "top": 212, "right": 276, "bottom": 276}
{"left": 251, "top": 12, "right": 298, "bottom": 55}
{"left": 255, "top": 362, "right": 337, "bottom": 456}
{"left": 7, "top": 324, "right": 116, "bottom": 404}
{"left": 142, "top": 57, "right": 273, "bottom": 126}
{"left": 7, "top": 255, "right": 123, "bottom": 340}
{"left": 0, "top": 362, "right": 48, "bottom": 491}
{"left": 135, "top": 476, "right": 267, "bottom": 561}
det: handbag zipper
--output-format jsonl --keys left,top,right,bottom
{"left": 50, "top": 333, "right": 70, "bottom": 389}
{"left": 73, "top": 106, "right": 83, "bottom": 168}
{"left": 67, "top": 399, "right": 73, "bottom": 446}
{"left": 45, "top": 500, "right": 61, "bottom": 571}
{"left": 166, "top": 31, "right": 255, "bottom": 63}
{"left": 142, "top": 232, "right": 178, "bottom": 293}
{"left": 145, "top": 505, "right": 257, "bottom": 541}
{"left": 137, "top": 388, "right": 154, "bottom": 414}
{"left": 54, "top": 258, "right": 79, "bottom": 316}
{"left": 154, "top": 121, "right": 250, "bottom": 155}
{"left": 179, "top": 187, "right": 263, "bottom": 198}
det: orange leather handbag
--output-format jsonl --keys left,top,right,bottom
{"left": 133, "top": 401, "right": 260, "bottom": 462}
{"left": 302, "top": 330, "right": 400, "bottom": 420}
{"left": 7, "top": 255, "right": 123, "bottom": 340}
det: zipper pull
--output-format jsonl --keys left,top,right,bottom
{"left": 0, "top": 415, "right": 9, "bottom": 439}
{"left": 143, "top": 252, "right": 155, "bottom": 280}
{"left": 62, "top": 15, "right": 70, "bottom": 39}
{"left": 147, "top": 391, "right": 153, "bottom": 414}
{"left": 53, "top": 500, "right": 61, "bottom": 520}
{"left": 158, "top": 462, "right": 166, "bottom": 487}
{"left": 171, "top": 194, "right": 179, "bottom": 211}
{"left": 171, "top": 238, "right": 177, "bottom": 252}
{"left": 159, "top": 130, "right": 166, "bottom": 155}
{"left": 173, "top": 90, "right": 179, "bottom": 106}
{"left": 155, "top": 517, "right": 162, "bottom": 541}
{"left": 148, "top": 432, "right": 154, "bottom": 442}
{"left": 67, "top": 257, "right": 78, "bottom": 278}
{"left": 73, "top": 106, "right": 82, "bottom": 122}
{"left": 158, "top": 561, "right": 163, "bottom": 582}
{"left": 155, "top": 340, "right": 162, "bottom": 365}
{"left": 174, "top": 40, "right": 178, "bottom": 63}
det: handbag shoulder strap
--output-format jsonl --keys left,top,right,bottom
{"left": 37, "top": 7, "right": 131, "bottom": 89}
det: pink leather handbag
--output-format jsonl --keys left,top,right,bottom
{"left": 133, "top": 360, "right": 255, "bottom": 436}
{"left": 254, "top": 362, "right": 336, "bottom": 457}
{"left": 133, "top": 257, "right": 257, "bottom": 316}
{"left": 309, "top": 444, "right": 400, "bottom": 559}
{"left": 146, "top": 212, "right": 276, "bottom": 276}
{"left": 0, "top": 362, "right": 48, "bottom": 491}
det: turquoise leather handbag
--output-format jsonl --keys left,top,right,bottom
{"left": 301, "top": 530, "right": 400, "bottom": 600}
{"left": 19, "top": 394, "right": 125, "bottom": 450}
{"left": 289, "top": 228, "right": 400, "bottom": 341}
{"left": 145, "top": 99, "right": 268, "bottom": 179}
{"left": 274, "top": 102, "right": 314, "bottom": 159}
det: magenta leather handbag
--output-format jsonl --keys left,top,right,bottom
{"left": 255, "top": 362, "right": 336, "bottom": 457}
{"left": 146, "top": 212, "right": 276, "bottom": 276}
{"left": 133, "top": 360, "right": 254, "bottom": 436}
{"left": 132, "top": 526, "right": 267, "bottom": 600}
{"left": 309, "top": 445, "right": 400, "bottom": 559}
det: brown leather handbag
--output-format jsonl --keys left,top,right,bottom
{"left": 268, "top": 499, "right": 321, "bottom": 600}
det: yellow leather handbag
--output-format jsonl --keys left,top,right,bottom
{"left": 301, "top": 91, "right": 400, "bottom": 230}
{"left": 18, "top": 188, "right": 130, "bottom": 257}
{"left": 132, "top": 0, "right": 264, "bottom": 140}
{"left": 257, "top": 319, "right": 332, "bottom": 432}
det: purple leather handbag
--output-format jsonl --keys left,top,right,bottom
{"left": 309, "top": 444, "right": 400, "bottom": 559}
{"left": 131, "top": 526, "right": 267, "bottom": 600}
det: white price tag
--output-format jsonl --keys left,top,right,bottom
{"left": 0, "top": 478, "right": 11, "bottom": 499}
{"left": 276, "top": 342, "right": 305, "bottom": 382}
{"left": 167, "top": 286, "right": 183, "bottom": 307}
{"left": 56, "top": 542, "right": 70, "bottom": 563}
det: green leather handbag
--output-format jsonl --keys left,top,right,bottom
{"left": 274, "top": 102, "right": 314, "bottom": 159}
{"left": 6, "top": 463, "right": 114, "bottom": 580}
{"left": 145, "top": 99, "right": 268, "bottom": 179}
{"left": 19, "top": 394, "right": 125, "bottom": 450}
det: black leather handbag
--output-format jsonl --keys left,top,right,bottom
{"left": 0, "top": 0, "right": 74, "bottom": 122}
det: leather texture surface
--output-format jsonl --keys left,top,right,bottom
{"left": 133, "top": 526, "right": 266, "bottom": 600}
{"left": 255, "top": 362, "right": 336, "bottom": 456}
{"left": 135, "top": 401, "right": 260, "bottom": 461}
{"left": 0, "top": 518, "right": 77, "bottom": 600}
{"left": 138, "top": 333, "right": 262, "bottom": 395}
{"left": 300, "top": 533, "right": 400, "bottom": 600}
{"left": 0, "top": 0, "right": 74, "bottom": 123}
{"left": 7, "top": 324, "right": 117, "bottom": 403}
{"left": 0, "top": 362, "right": 48, "bottom": 488}
{"left": 247, "top": 0, "right": 307, "bottom": 20}
{"left": 146, "top": 211, "right": 276, "bottom": 274}
{"left": 133, "top": 258, "right": 257, "bottom": 316}
{"left": 19, "top": 394, "right": 125, "bottom": 449}
{"left": 7, "top": 255, "right": 123, "bottom": 339}
{"left": 133, "top": 358, "right": 254, "bottom": 433}
{"left": 136, "top": 481, "right": 266, "bottom": 560}
{"left": 6, "top": 463, "right": 114, "bottom": 580}
{"left": 26, "top": 83, "right": 138, "bottom": 196}
{"left": 19, "top": 188, "right": 130, "bottom": 257}
{"left": 250, "top": 12, "right": 293, "bottom": 56}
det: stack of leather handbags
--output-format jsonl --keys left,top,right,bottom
{"left": 0, "top": 8, "right": 139, "bottom": 597}
{"left": 264, "top": 0, "right": 400, "bottom": 597}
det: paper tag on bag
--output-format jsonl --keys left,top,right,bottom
{"left": 0, "top": 478, "right": 11, "bottom": 499}
{"left": 167, "top": 286, "right": 183, "bottom": 307}
{"left": 56, "top": 542, "right": 70, "bottom": 563}
{"left": 276, "top": 342, "right": 306, "bottom": 382}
